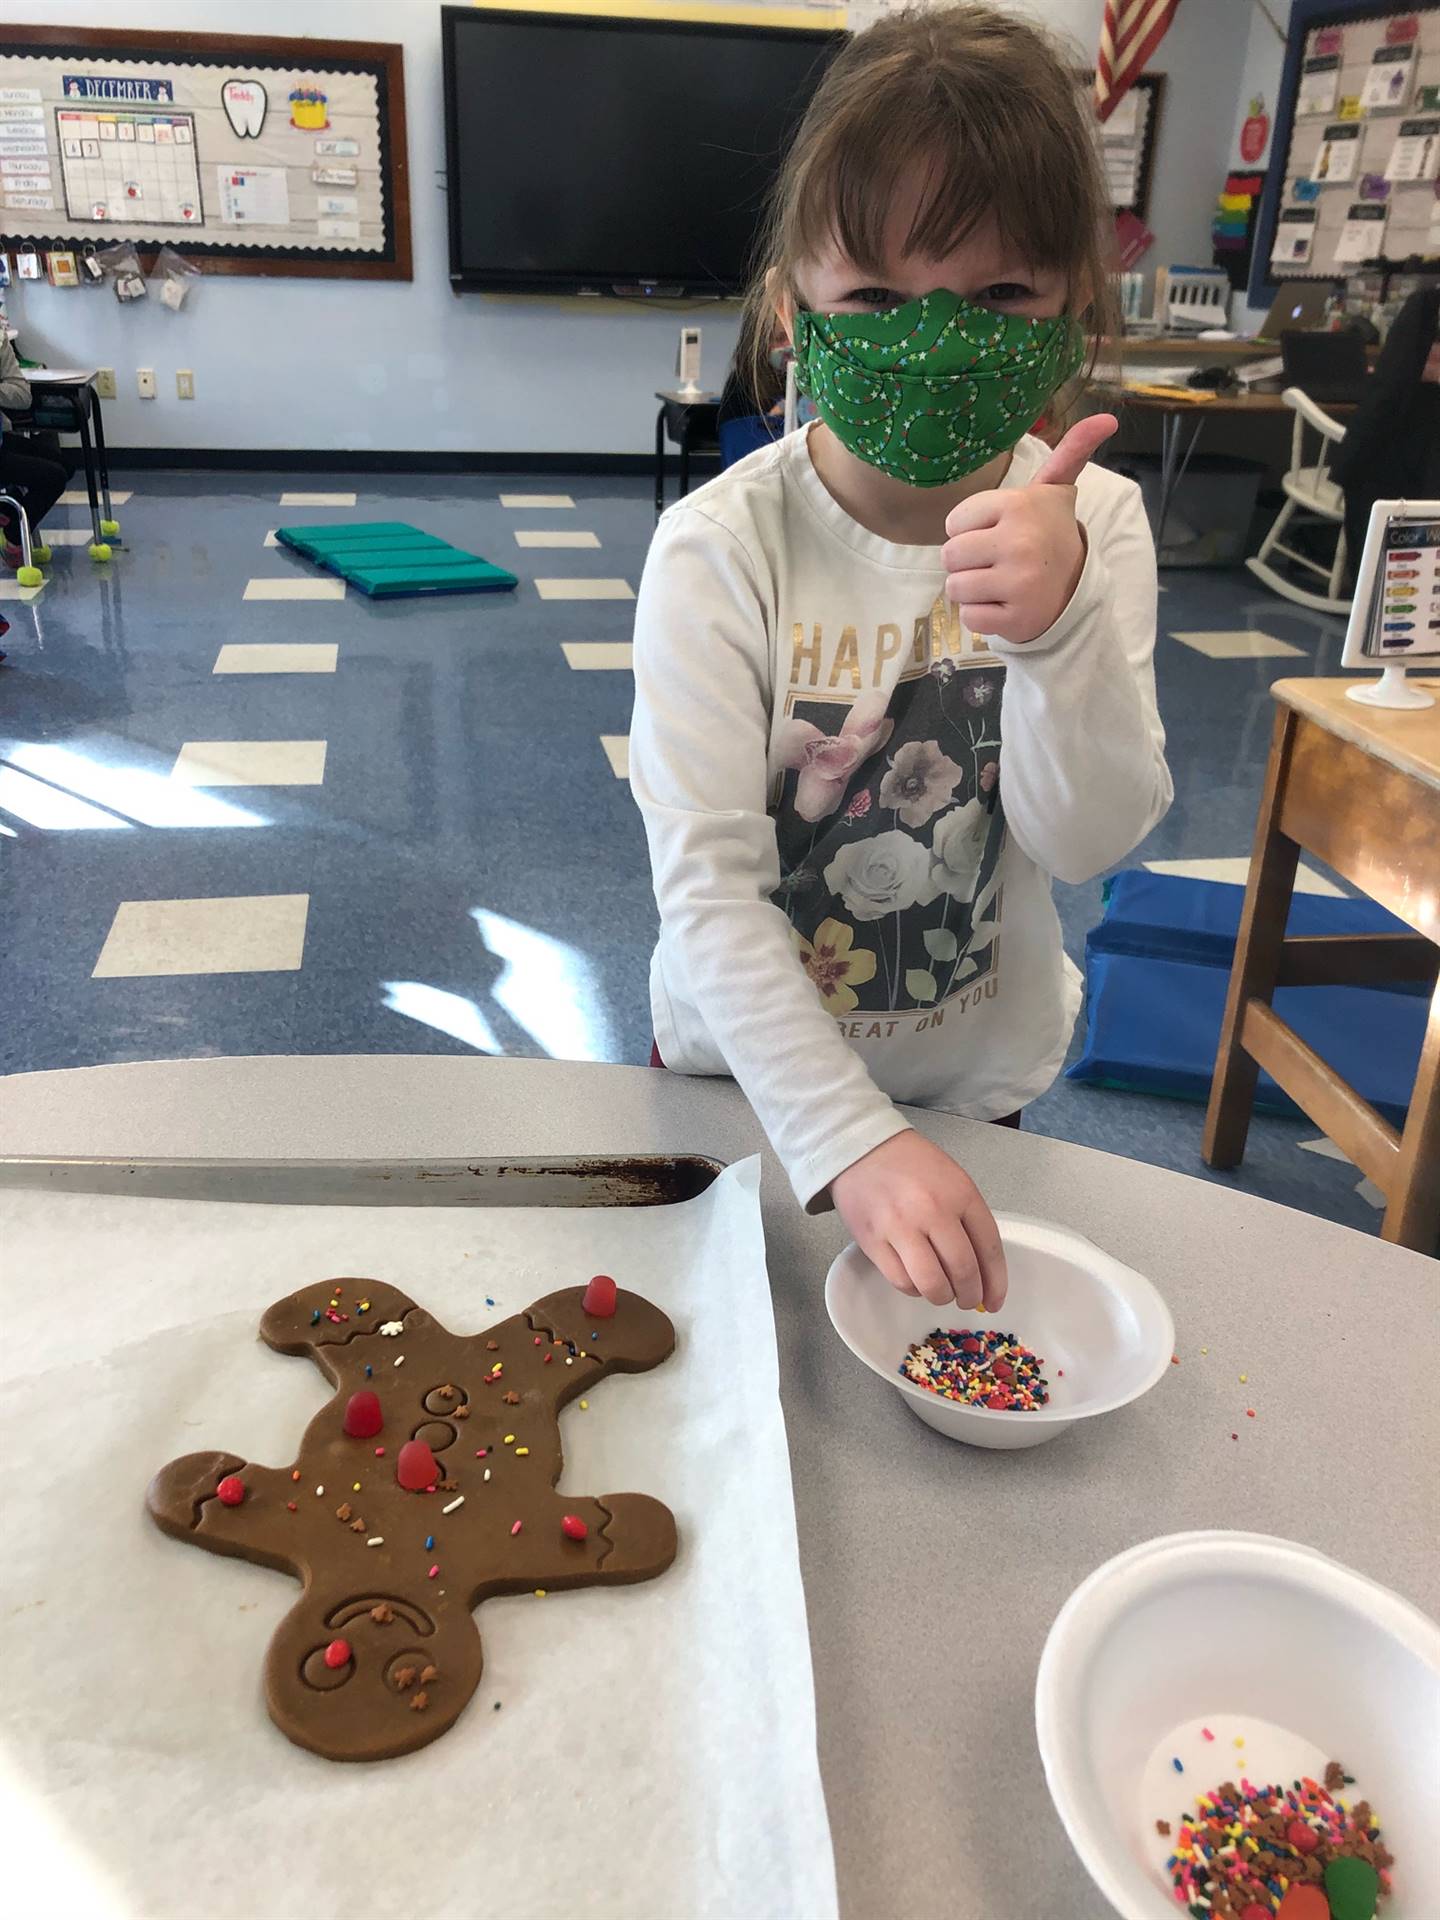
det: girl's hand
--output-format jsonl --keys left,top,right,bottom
{"left": 941, "top": 414, "right": 1118, "bottom": 644}
{"left": 830, "top": 1132, "right": 1008, "bottom": 1310}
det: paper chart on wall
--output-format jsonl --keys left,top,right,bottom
{"left": 1297, "top": 52, "right": 1340, "bottom": 116}
{"left": 216, "top": 163, "right": 290, "bottom": 227}
{"left": 1332, "top": 199, "right": 1388, "bottom": 265}
{"left": 1385, "top": 115, "right": 1440, "bottom": 183}
{"left": 1273, "top": 205, "right": 1318, "bottom": 266}
{"left": 58, "top": 107, "right": 200, "bottom": 225}
{"left": 1360, "top": 42, "right": 1414, "bottom": 112}
{"left": 1313, "top": 120, "right": 1362, "bottom": 183}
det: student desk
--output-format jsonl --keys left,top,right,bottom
{"left": 3, "top": 1053, "right": 1437, "bottom": 1918}
{"left": 24, "top": 368, "right": 118, "bottom": 551}
{"left": 654, "top": 386, "right": 720, "bottom": 516}
{"left": 1101, "top": 386, "right": 1357, "bottom": 558}
{"left": 1206, "top": 678, "right": 1440, "bottom": 1251}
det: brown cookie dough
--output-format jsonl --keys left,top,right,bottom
{"left": 146, "top": 1278, "right": 677, "bottom": 1761}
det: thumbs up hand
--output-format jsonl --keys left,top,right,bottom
{"left": 941, "top": 413, "right": 1118, "bottom": 644}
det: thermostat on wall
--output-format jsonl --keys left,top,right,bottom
{"left": 676, "top": 325, "right": 702, "bottom": 395}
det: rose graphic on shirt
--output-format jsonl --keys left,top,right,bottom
{"left": 877, "top": 740, "right": 964, "bottom": 829}
{"left": 790, "top": 918, "right": 878, "bottom": 1014}
{"left": 929, "top": 799, "right": 989, "bottom": 903}
{"left": 776, "top": 694, "right": 893, "bottom": 822}
{"left": 824, "top": 830, "right": 937, "bottom": 922}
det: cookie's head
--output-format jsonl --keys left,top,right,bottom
{"left": 264, "top": 1590, "right": 484, "bottom": 1761}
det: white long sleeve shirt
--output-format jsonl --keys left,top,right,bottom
{"left": 630, "top": 425, "right": 1171, "bottom": 1209}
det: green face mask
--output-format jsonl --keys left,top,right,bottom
{"left": 792, "top": 289, "right": 1085, "bottom": 487}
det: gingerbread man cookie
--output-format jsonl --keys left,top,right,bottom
{"left": 146, "top": 1277, "right": 677, "bottom": 1761}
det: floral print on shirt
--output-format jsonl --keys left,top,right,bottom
{"left": 773, "top": 657, "right": 1004, "bottom": 1017}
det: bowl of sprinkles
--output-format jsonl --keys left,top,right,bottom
{"left": 1036, "top": 1532, "right": 1440, "bottom": 1918}
{"left": 825, "top": 1213, "right": 1173, "bottom": 1449}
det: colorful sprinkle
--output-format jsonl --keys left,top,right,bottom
{"left": 1172, "top": 1756, "right": 1184, "bottom": 1773}
{"left": 424, "top": 1534, "right": 434, "bottom": 1551}
{"left": 286, "top": 1500, "right": 298, "bottom": 1512}
{"left": 515, "top": 1446, "right": 530, "bottom": 1457}
{"left": 579, "top": 1399, "right": 589, "bottom": 1410}
{"left": 427, "top": 1564, "right": 439, "bottom": 1579}
{"left": 366, "top": 1536, "right": 384, "bottom": 1546}
{"left": 898, "top": 1326, "right": 1050, "bottom": 1410}
{"left": 442, "top": 1495, "right": 465, "bottom": 1514}
{"left": 1202, "top": 1727, "right": 1215, "bottom": 1741}
{"left": 510, "top": 1520, "right": 523, "bottom": 1536}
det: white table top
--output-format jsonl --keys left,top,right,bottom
{"left": 25, "top": 367, "right": 98, "bottom": 385}
{"left": 3, "top": 1054, "right": 1436, "bottom": 1919}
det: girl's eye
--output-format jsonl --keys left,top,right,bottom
{"left": 978, "top": 282, "right": 1036, "bottom": 304}
{"left": 844, "top": 287, "right": 900, "bottom": 309}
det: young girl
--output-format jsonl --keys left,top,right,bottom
{"left": 630, "top": 5, "right": 1171, "bottom": 1311}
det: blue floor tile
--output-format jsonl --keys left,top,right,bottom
{"left": 0, "top": 466, "right": 1403, "bottom": 1237}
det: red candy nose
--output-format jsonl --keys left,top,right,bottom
{"left": 216, "top": 1474, "right": 246, "bottom": 1507}
{"left": 323, "top": 1638, "right": 352, "bottom": 1670}
{"left": 396, "top": 1439, "right": 439, "bottom": 1491}
{"left": 582, "top": 1274, "right": 617, "bottom": 1318}
{"left": 343, "top": 1390, "right": 383, "bottom": 1438}
{"left": 561, "top": 1514, "right": 589, "bottom": 1541}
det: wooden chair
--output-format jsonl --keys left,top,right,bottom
{"left": 1244, "top": 387, "right": 1350, "bottom": 615}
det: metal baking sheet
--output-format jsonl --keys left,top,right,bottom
{"left": 0, "top": 1151, "right": 725, "bottom": 1207}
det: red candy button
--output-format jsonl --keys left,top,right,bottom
{"left": 985, "top": 1392, "right": 1010, "bottom": 1410}
{"left": 216, "top": 1474, "right": 246, "bottom": 1507}
{"left": 1275, "top": 1888, "right": 1329, "bottom": 1919}
{"left": 960, "top": 1337, "right": 981, "bottom": 1353}
{"left": 582, "top": 1274, "right": 617, "bottom": 1318}
{"left": 323, "top": 1638, "right": 352, "bottom": 1670}
{"left": 343, "top": 1389, "right": 383, "bottom": 1438}
{"left": 1241, "top": 1906, "right": 1271, "bottom": 1920}
{"left": 1287, "top": 1819, "right": 1319, "bottom": 1854}
{"left": 396, "top": 1439, "right": 439, "bottom": 1491}
{"left": 561, "top": 1514, "right": 589, "bottom": 1541}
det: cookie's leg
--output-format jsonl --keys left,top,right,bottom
{"left": 145, "top": 1453, "right": 302, "bottom": 1578}
{"left": 264, "top": 1588, "right": 485, "bottom": 1761}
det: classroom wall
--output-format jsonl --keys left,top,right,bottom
{"left": 4, "top": 0, "right": 1258, "bottom": 455}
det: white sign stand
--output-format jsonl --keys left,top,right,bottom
{"left": 1341, "top": 498, "right": 1440, "bottom": 711}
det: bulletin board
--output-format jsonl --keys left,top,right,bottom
{"left": 1079, "top": 71, "right": 1164, "bottom": 220}
{"left": 1263, "top": 3, "right": 1440, "bottom": 284}
{"left": 0, "top": 25, "right": 411, "bottom": 279}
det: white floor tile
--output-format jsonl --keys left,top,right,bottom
{"left": 264, "top": 530, "right": 279, "bottom": 548}
{"left": 514, "top": 530, "right": 600, "bottom": 550}
{"left": 213, "top": 643, "right": 338, "bottom": 675}
{"left": 1354, "top": 1175, "right": 1387, "bottom": 1210}
{"left": 0, "top": 578, "right": 44, "bottom": 603}
{"left": 536, "top": 578, "right": 633, "bottom": 601}
{"left": 93, "top": 893, "right": 309, "bottom": 978}
{"left": 38, "top": 528, "right": 92, "bottom": 547}
{"left": 243, "top": 577, "right": 346, "bottom": 602}
{"left": 1143, "top": 856, "right": 1345, "bottom": 897}
{"left": 59, "top": 489, "right": 132, "bottom": 506}
{"left": 1169, "top": 628, "right": 1304, "bottom": 660}
{"left": 171, "top": 740, "right": 328, "bottom": 787}
{"left": 563, "top": 642, "right": 634, "bottom": 670}
{"left": 1298, "top": 1137, "right": 1353, "bottom": 1165}
{"left": 501, "top": 493, "right": 574, "bottom": 509}
{"left": 600, "top": 734, "right": 630, "bottom": 778}
{"left": 278, "top": 491, "right": 356, "bottom": 507}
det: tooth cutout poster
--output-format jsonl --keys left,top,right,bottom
{"left": 0, "top": 28, "right": 411, "bottom": 279}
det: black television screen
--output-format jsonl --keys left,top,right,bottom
{"left": 441, "top": 7, "right": 843, "bottom": 296}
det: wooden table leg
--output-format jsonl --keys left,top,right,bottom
{"left": 1383, "top": 977, "right": 1440, "bottom": 1251}
{"left": 1203, "top": 707, "right": 1302, "bottom": 1169}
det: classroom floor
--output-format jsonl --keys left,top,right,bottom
{"left": 0, "top": 466, "right": 1394, "bottom": 1236}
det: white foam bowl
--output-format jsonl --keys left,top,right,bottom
{"left": 1036, "top": 1531, "right": 1440, "bottom": 1918}
{"left": 824, "top": 1214, "right": 1173, "bottom": 1450}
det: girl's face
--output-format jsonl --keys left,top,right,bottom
{"left": 788, "top": 175, "right": 1069, "bottom": 325}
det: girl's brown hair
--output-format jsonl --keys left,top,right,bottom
{"left": 742, "top": 3, "right": 1119, "bottom": 403}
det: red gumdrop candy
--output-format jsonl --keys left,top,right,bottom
{"left": 216, "top": 1474, "right": 246, "bottom": 1507}
{"left": 323, "top": 1638, "right": 352, "bottom": 1670}
{"left": 1241, "top": 1906, "right": 1272, "bottom": 1920}
{"left": 396, "top": 1438, "right": 439, "bottom": 1491}
{"left": 561, "top": 1514, "right": 589, "bottom": 1541}
{"left": 343, "top": 1389, "right": 383, "bottom": 1438}
{"left": 985, "top": 1392, "right": 1011, "bottom": 1410}
{"left": 582, "top": 1273, "right": 617, "bottom": 1318}
{"left": 1275, "top": 1888, "right": 1329, "bottom": 1920}
{"left": 1286, "top": 1819, "right": 1319, "bottom": 1854}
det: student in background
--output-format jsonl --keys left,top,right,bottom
{"left": 630, "top": 5, "right": 1170, "bottom": 1312}
{"left": 0, "top": 327, "right": 68, "bottom": 571}
{"left": 1333, "top": 285, "right": 1440, "bottom": 583}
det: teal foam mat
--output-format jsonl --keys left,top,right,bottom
{"left": 275, "top": 521, "right": 518, "bottom": 597}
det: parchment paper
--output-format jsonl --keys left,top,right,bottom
{"left": 0, "top": 1158, "right": 838, "bottom": 1920}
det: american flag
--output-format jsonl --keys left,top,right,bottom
{"left": 1095, "top": 0, "right": 1180, "bottom": 122}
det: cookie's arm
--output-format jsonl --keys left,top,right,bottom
{"left": 260, "top": 1281, "right": 424, "bottom": 1377}
{"left": 526, "top": 1288, "right": 675, "bottom": 1401}
{"left": 146, "top": 1452, "right": 303, "bottom": 1578}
